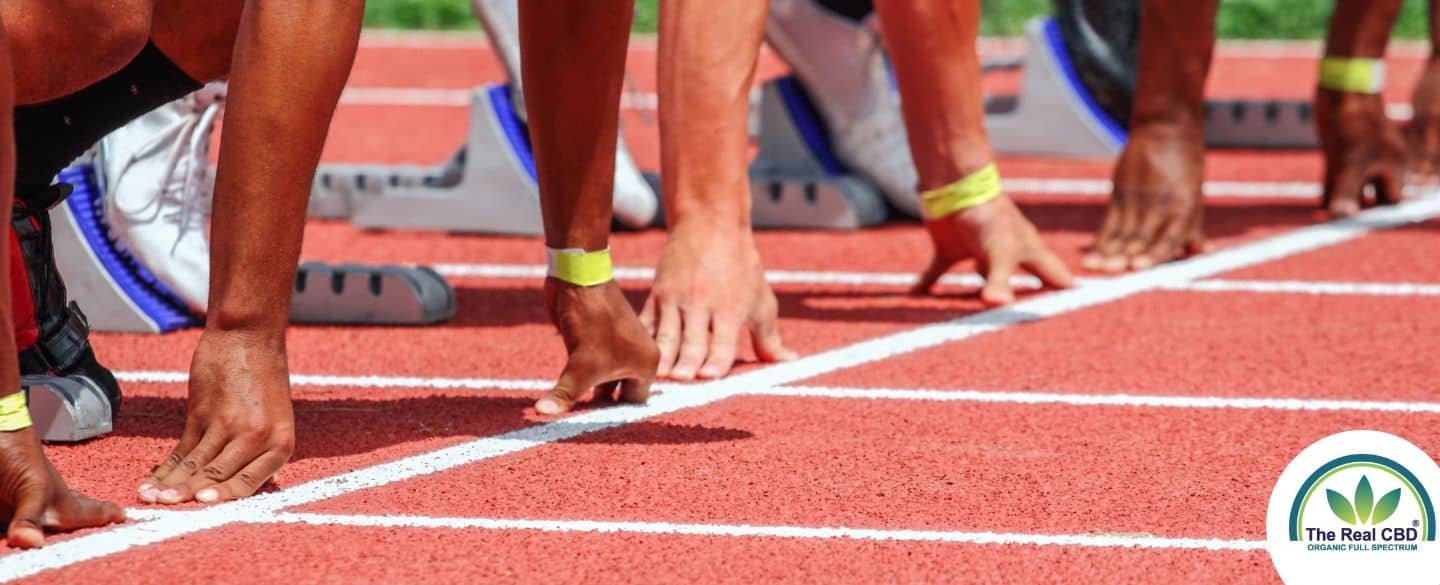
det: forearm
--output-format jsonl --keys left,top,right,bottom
{"left": 520, "top": 1, "right": 632, "bottom": 251}
{"left": 1129, "top": 0, "right": 1218, "bottom": 129}
{"left": 207, "top": 0, "right": 361, "bottom": 335}
{"left": 873, "top": 0, "right": 989, "bottom": 190}
{"left": 0, "top": 24, "right": 17, "bottom": 395}
{"left": 657, "top": 0, "right": 766, "bottom": 229}
{"left": 1325, "top": 0, "right": 1403, "bottom": 58}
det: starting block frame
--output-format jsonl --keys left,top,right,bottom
{"left": 747, "top": 77, "right": 889, "bottom": 229}
{"left": 291, "top": 262, "right": 456, "bottom": 326}
{"left": 313, "top": 84, "right": 546, "bottom": 235}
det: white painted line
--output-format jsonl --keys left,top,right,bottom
{"left": 5, "top": 194, "right": 1437, "bottom": 581}
{"left": 763, "top": 386, "right": 1440, "bottom": 414}
{"left": 261, "top": 512, "right": 1263, "bottom": 552}
{"left": 1002, "top": 177, "right": 1323, "bottom": 199}
{"left": 1170, "top": 279, "right": 1440, "bottom": 297}
{"left": 339, "top": 87, "right": 657, "bottom": 111}
{"left": 114, "top": 370, "right": 1440, "bottom": 414}
{"left": 433, "top": 262, "right": 1440, "bottom": 299}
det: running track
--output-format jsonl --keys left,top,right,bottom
{"left": 3, "top": 33, "right": 1439, "bottom": 584}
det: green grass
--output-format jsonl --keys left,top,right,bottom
{"left": 364, "top": 0, "right": 1433, "bottom": 40}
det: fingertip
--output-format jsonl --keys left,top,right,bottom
{"left": 1129, "top": 255, "right": 1156, "bottom": 270}
{"left": 1099, "top": 255, "right": 1129, "bottom": 274}
{"left": 1080, "top": 254, "right": 1104, "bottom": 271}
{"left": 1329, "top": 199, "right": 1360, "bottom": 217}
{"left": 196, "top": 488, "right": 220, "bottom": 504}
{"left": 7, "top": 524, "right": 45, "bottom": 549}
{"left": 534, "top": 397, "right": 569, "bottom": 416}
{"left": 980, "top": 286, "right": 1015, "bottom": 307}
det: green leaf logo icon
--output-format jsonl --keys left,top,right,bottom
{"left": 1372, "top": 488, "right": 1402, "bottom": 525}
{"left": 1328, "top": 489, "right": 1357, "bottom": 525}
{"left": 1355, "top": 476, "right": 1374, "bottom": 524}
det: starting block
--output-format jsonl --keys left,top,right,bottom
{"left": 291, "top": 262, "right": 456, "bottom": 325}
{"left": 747, "top": 77, "right": 889, "bottom": 229}
{"left": 52, "top": 163, "right": 460, "bottom": 331}
{"left": 23, "top": 375, "right": 112, "bottom": 443}
{"left": 984, "top": 18, "right": 1128, "bottom": 158}
{"left": 311, "top": 84, "right": 543, "bottom": 234}
{"left": 1204, "top": 99, "right": 1317, "bottom": 149}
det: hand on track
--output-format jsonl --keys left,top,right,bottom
{"left": 1083, "top": 124, "right": 1210, "bottom": 273}
{"left": 641, "top": 225, "right": 795, "bottom": 381}
{"left": 2, "top": 426, "right": 124, "bottom": 547}
{"left": 915, "top": 195, "right": 1073, "bottom": 304}
{"left": 1317, "top": 89, "right": 1407, "bottom": 216}
{"left": 538, "top": 279, "right": 659, "bottom": 415}
{"left": 140, "top": 330, "right": 294, "bottom": 505}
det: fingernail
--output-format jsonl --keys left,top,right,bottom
{"left": 671, "top": 369, "right": 694, "bottom": 381}
{"left": 159, "top": 489, "right": 180, "bottom": 502}
{"left": 138, "top": 487, "right": 159, "bottom": 503}
{"left": 196, "top": 488, "right": 219, "bottom": 503}
{"left": 137, "top": 482, "right": 154, "bottom": 494}
{"left": 1130, "top": 256, "right": 1155, "bottom": 270}
{"left": 697, "top": 366, "right": 720, "bottom": 379}
{"left": 534, "top": 398, "right": 563, "bottom": 415}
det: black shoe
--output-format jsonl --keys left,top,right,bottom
{"left": 13, "top": 183, "right": 123, "bottom": 413}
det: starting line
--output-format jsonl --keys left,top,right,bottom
{"left": 4, "top": 194, "right": 1439, "bottom": 581}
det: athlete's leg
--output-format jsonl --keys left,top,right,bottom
{"left": 873, "top": 0, "right": 1072, "bottom": 304}
{"left": 1083, "top": 0, "right": 1218, "bottom": 273}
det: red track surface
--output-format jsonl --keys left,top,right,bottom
{"left": 4, "top": 35, "right": 1440, "bottom": 584}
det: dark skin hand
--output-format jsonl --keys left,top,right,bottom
{"left": 0, "top": 20, "right": 123, "bottom": 547}
{"left": 2, "top": 427, "right": 126, "bottom": 548}
{"left": 141, "top": 0, "right": 363, "bottom": 505}
{"left": 1085, "top": 123, "right": 1210, "bottom": 272}
{"left": 1316, "top": 0, "right": 1407, "bottom": 217}
{"left": 1406, "top": 53, "right": 1440, "bottom": 182}
{"left": 644, "top": 0, "right": 794, "bottom": 381}
{"left": 522, "top": 0, "right": 657, "bottom": 414}
{"left": 1083, "top": 0, "right": 1217, "bottom": 272}
{"left": 874, "top": 0, "right": 1073, "bottom": 299}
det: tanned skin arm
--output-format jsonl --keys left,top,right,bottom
{"left": 0, "top": 18, "right": 123, "bottom": 547}
{"left": 520, "top": 0, "right": 658, "bottom": 415}
{"left": 640, "top": 0, "right": 795, "bottom": 382}
{"left": 141, "top": 0, "right": 364, "bottom": 505}
{"left": 1317, "top": 0, "right": 1407, "bottom": 216}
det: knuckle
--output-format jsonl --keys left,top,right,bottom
{"left": 201, "top": 465, "right": 229, "bottom": 482}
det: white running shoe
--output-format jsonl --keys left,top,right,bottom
{"left": 766, "top": 0, "right": 921, "bottom": 218}
{"left": 96, "top": 82, "right": 225, "bottom": 314}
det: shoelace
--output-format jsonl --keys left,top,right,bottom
{"left": 108, "top": 86, "right": 225, "bottom": 254}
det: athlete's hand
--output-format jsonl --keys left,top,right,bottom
{"left": 914, "top": 195, "right": 1074, "bottom": 304}
{"left": 139, "top": 330, "right": 294, "bottom": 505}
{"left": 2, "top": 426, "right": 125, "bottom": 548}
{"left": 640, "top": 224, "right": 796, "bottom": 381}
{"left": 538, "top": 279, "right": 658, "bottom": 415}
{"left": 1405, "top": 56, "right": 1440, "bottom": 183}
{"left": 1316, "top": 88, "right": 1407, "bottom": 216}
{"left": 1082, "top": 123, "right": 1210, "bottom": 272}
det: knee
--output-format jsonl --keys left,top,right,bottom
{"left": 84, "top": 1, "right": 155, "bottom": 73}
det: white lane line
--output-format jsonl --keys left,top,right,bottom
{"left": 433, "top": 262, "right": 1440, "bottom": 299}
{"left": 762, "top": 386, "right": 1440, "bottom": 414}
{"left": 113, "top": 370, "right": 1440, "bottom": 414}
{"left": 1001, "top": 177, "right": 1321, "bottom": 199}
{"left": 339, "top": 87, "right": 657, "bottom": 110}
{"left": 1170, "top": 279, "right": 1440, "bottom": 297}
{"left": 259, "top": 512, "right": 1264, "bottom": 552}
{"left": 114, "top": 370, "right": 554, "bottom": 392}
{"left": 5, "top": 195, "right": 1436, "bottom": 581}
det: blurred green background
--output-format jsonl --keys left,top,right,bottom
{"left": 364, "top": 0, "right": 1433, "bottom": 39}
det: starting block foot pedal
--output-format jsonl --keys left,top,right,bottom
{"left": 23, "top": 375, "right": 113, "bottom": 443}
{"left": 51, "top": 164, "right": 200, "bottom": 334}
{"left": 749, "top": 77, "right": 888, "bottom": 229}
{"left": 1204, "top": 99, "right": 1316, "bottom": 149}
{"left": 290, "top": 262, "right": 456, "bottom": 325}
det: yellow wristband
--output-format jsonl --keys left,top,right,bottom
{"left": 547, "top": 247, "right": 614, "bottom": 287}
{"left": 920, "top": 163, "right": 1003, "bottom": 220}
{"left": 0, "top": 392, "right": 31, "bottom": 432}
{"left": 1318, "top": 57, "right": 1385, "bottom": 94}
